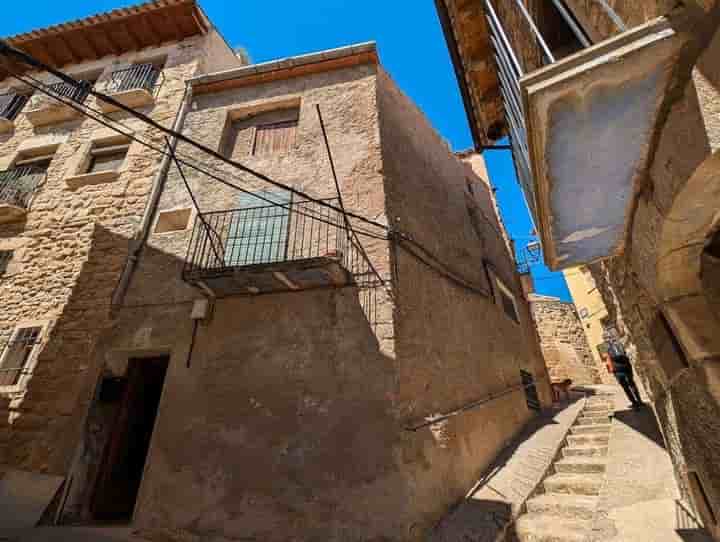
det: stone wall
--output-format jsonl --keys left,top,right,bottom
{"left": 68, "top": 57, "right": 555, "bottom": 541}
{"left": 587, "top": 21, "right": 720, "bottom": 540}
{"left": 0, "top": 33, "right": 237, "bottom": 475}
{"left": 529, "top": 295, "right": 601, "bottom": 386}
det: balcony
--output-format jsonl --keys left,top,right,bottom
{"left": 442, "top": 0, "right": 689, "bottom": 270}
{"left": 98, "top": 64, "right": 164, "bottom": 113}
{"left": 25, "top": 81, "right": 89, "bottom": 127}
{"left": 0, "top": 93, "right": 28, "bottom": 133}
{"left": 0, "top": 166, "right": 46, "bottom": 223}
{"left": 182, "top": 199, "right": 364, "bottom": 296}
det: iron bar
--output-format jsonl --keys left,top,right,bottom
{"left": 592, "top": 0, "right": 627, "bottom": 32}
{"left": 483, "top": 0, "right": 524, "bottom": 76}
{"left": 510, "top": 0, "right": 556, "bottom": 64}
{"left": 0, "top": 165, "right": 46, "bottom": 209}
{"left": 107, "top": 63, "right": 163, "bottom": 95}
{"left": 551, "top": 0, "right": 593, "bottom": 47}
{"left": 0, "top": 92, "right": 28, "bottom": 121}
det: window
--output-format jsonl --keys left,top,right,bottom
{"left": 154, "top": 208, "right": 192, "bottom": 234}
{"left": 0, "top": 326, "right": 41, "bottom": 388}
{"left": 0, "top": 250, "right": 12, "bottom": 276}
{"left": 495, "top": 277, "right": 520, "bottom": 323}
{"left": 520, "top": 369, "right": 541, "bottom": 411}
{"left": 14, "top": 152, "right": 54, "bottom": 173}
{"left": 222, "top": 107, "right": 299, "bottom": 159}
{"left": 0, "top": 92, "right": 29, "bottom": 121}
{"left": 87, "top": 142, "right": 129, "bottom": 174}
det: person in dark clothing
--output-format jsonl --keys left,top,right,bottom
{"left": 605, "top": 351, "right": 643, "bottom": 409}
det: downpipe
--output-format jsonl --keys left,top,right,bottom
{"left": 111, "top": 83, "right": 192, "bottom": 308}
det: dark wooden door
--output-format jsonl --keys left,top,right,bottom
{"left": 91, "top": 357, "right": 168, "bottom": 521}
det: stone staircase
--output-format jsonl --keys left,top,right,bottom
{"left": 514, "top": 396, "right": 613, "bottom": 542}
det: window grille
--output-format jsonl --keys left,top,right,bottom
{"left": 521, "top": 369, "right": 541, "bottom": 411}
{"left": 87, "top": 144, "right": 129, "bottom": 174}
{"left": 107, "top": 63, "right": 163, "bottom": 94}
{"left": 0, "top": 250, "right": 12, "bottom": 276}
{"left": 0, "top": 326, "right": 41, "bottom": 387}
{"left": 0, "top": 93, "right": 29, "bottom": 121}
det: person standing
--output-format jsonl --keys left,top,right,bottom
{"left": 605, "top": 351, "right": 643, "bottom": 409}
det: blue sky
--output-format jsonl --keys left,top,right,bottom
{"left": 4, "top": 0, "right": 570, "bottom": 300}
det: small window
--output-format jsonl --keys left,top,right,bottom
{"left": 155, "top": 208, "right": 192, "bottom": 234}
{"left": 0, "top": 250, "right": 12, "bottom": 276}
{"left": 495, "top": 277, "right": 520, "bottom": 323}
{"left": 253, "top": 119, "right": 298, "bottom": 156}
{"left": 222, "top": 107, "right": 299, "bottom": 159}
{"left": 15, "top": 152, "right": 54, "bottom": 173}
{"left": 87, "top": 143, "right": 129, "bottom": 174}
{"left": 0, "top": 326, "right": 41, "bottom": 388}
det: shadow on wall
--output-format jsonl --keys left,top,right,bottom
{"left": 613, "top": 407, "right": 668, "bottom": 451}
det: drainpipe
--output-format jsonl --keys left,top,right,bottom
{"left": 111, "top": 82, "right": 193, "bottom": 308}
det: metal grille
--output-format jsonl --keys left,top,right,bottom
{"left": 0, "top": 93, "right": 28, "bottom": 121}
{"left": 0, "top": 327, "right": 41, "bottom": 387}
{"left": 184, "top": 197, "right": 375, "bottom": 284}
{"left": 482, "top": 0, "right": 627, "bottom": 231}
{"left": 185, "top": 198, "right": 345, "bottom": 273}
{"left": 0, "top": 250, "right": 12, "bottom": 276}
{"left": 521, "top": 369, "right": 541, "bottom": 411}
{"left": 107, "top": 64, "right": 163, "bottom": 94}
{"left": 0, "top": 166, "right": 47, "bottom": 209}
{"left": 46, "top": 80, "right": 90, "bottom": 104}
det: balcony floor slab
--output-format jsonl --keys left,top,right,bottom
{"left": 521, "top": 17, "right": 690, "bottom": 270}
{"left": 183, "top": 256, "right": 352, "bottom": 297}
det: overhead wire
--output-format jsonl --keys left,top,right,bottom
{"left": 3, "top": 67, "right": 389, "bottom": 243}
{"left": 0, "top": 46, "right": 509, "bottom": 299}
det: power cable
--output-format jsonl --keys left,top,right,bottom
{"left": 0, "top": 53, "right": 502, "bottom": 300}
{"left": 4, "top": 68, "right": 388, "bottom": 243}
{"left": 0, "top": 39, "right": 390, "bottom": 233}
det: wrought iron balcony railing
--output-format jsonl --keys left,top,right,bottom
{"left": 183, "top": 198, "right": 374, "bottom": 295}
{"left": 107, "top": 64, "right": 163, "bottom": 95}
{"left": 46, "top": 80, "right": 90, "bottom": 105}
{"left": 0, "top": 166, "right": 47, "bottom": 210}
{"left": 0, "top": 92, "right": 29, "bottom": 121}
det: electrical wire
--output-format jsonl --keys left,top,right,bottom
{"left": 4, "top": 68, "right": 389, "bottom": 243}
{"left": 0, "top": 50, "right": 507, "bottom": 300}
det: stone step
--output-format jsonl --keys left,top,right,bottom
{"left": 576, "top": 415, "right": 610, "bottom": 426}
{"left": 555, "top": 457, "right": 607, "bottom": 474}
{"left": 543, "top": 473, "right": 604, "bottom": 496}
{"left": 515, "top": 512, "right": 592, "bottom": 542}
{"left": 570, "top": 423, "right": 612, "bottom": 435}
{"left": 525, "top": 493, "right": 599, "bottom": 520}
{"left": 562, "top": 444, "right": 608, "bottom": 458}
{"left": 584, "top": 402, "right": 613, "bottom": 411}
{"left": 567, "top": 434, "right": 610, "bottom": 446}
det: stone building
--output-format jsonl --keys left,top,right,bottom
{"left": 563, "top": 267, "right": 609, "bottom": 364}
{"left": 528, "top": 293, "right": 602, "bottom": 387}
{"left": 0, "top": 2, "right": 553, "bottom": 540}
{"left": 436, "top": 0, "right": 720, "bottom": 537}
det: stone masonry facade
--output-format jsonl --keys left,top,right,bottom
{"left": 529, "top": 294, "right": 601, "bottom": 386}
{"left": 0, "top": 5, "right": 554, "bottom": 542}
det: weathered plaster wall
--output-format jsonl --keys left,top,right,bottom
{"left": 376, "top": 67, "right": 552, "bottom": 534}
{"left": 0, "top": 36, "right": 222, "bottom": 475}
{"left": 70, "top": 60, "right": 555, "bottom": 541}
{"left": 528, "top": 295, "right": 602, "bottom": 386}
